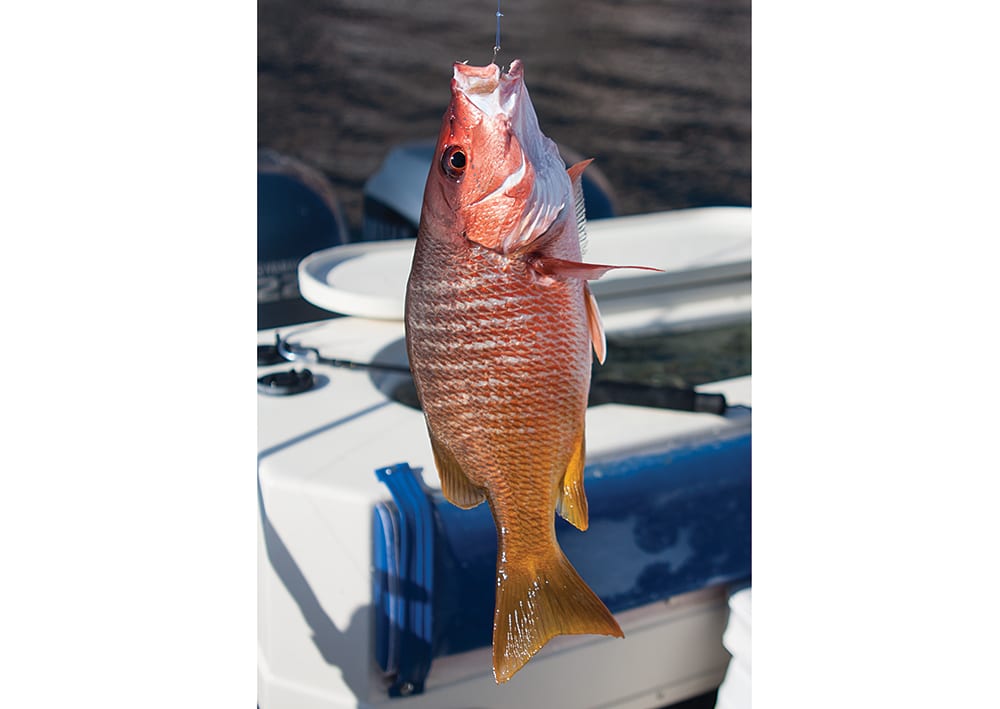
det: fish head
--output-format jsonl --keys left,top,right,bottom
{"left": 421, "top": 60, "right": 571, "bottom": 253}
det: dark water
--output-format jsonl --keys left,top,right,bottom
{"left": 258, "top": 0, "right": 750, "bottom": 238}
{"left": 380, "top": 321, "right": 751, "bottom": 413}
{"left": 601, "top": 321, "right": 751, "bottom": 388}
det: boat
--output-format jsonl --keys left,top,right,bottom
{"left": 257, "top": 149, "right": 752, "bottom": 708}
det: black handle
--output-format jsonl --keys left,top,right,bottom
{"left": 588, "top": 381, "right": 727, "bottom": 415}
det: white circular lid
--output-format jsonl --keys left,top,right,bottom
{"left": 298, "top": 239, "right": 415, "bottom": 320}
{"left": 298, "top": 207, "right": 751, "bottom": 320}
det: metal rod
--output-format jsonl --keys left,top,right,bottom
{"left": 275, "top": 333, "right": 412, "bottom": 374}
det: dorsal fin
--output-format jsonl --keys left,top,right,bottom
{"left": 566, "top": 159, "right": 592, "bottom": 254}
{"left": 584, "top": 282, "right": 607, "bottom": 364}
{"left": 557, "top": 429, "right": 589, "bottom": 529}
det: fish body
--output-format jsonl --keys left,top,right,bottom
{"left": 404, "top": 60, "right": 644, "bottom": 682}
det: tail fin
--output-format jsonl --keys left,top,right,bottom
{"left": 492, "top": 551, "right": 623, "bottom": 683}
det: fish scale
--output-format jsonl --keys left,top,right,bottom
{"left": 409, "top": 247, "right": 588, "bottom": 461}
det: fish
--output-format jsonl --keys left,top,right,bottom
{"left": 404, "top": 59, "right": 656, "bottom": 683}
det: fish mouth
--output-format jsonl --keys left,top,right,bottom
{"left": 452, "top": 60, "right": 524, "bottom": 121}
{"left": 452, "top": 61, "right": 529, "bottom": 212}
{"left": 451, "top": 60, "right": 569, "bottom": 253}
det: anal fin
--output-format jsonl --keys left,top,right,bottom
{"left": 428, "top": 430, "right": 485, "bottom": 509}
{"left": 557, "top": 430, "right": 589, "bottom": 530}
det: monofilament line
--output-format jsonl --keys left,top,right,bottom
{"left": 492, "top": 0, "right": 503, "bottom": 65}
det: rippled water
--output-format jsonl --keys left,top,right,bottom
{"left": 258, "top": 0, "right": 750, "bottom": 237}
{"left": 601, "top": 321, "right": 751, "bottom": 388}
{"left": 378, "top": 320, "right": 750, "bottom": 414}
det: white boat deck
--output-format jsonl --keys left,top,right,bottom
{"left": 258, "top": 207, "right": 751, "bottom": 708}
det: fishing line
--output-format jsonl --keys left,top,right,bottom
{"left": 492, "top": 0, "right": 503, "bottom": 65}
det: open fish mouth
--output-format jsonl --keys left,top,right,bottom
{"left": 453, "top": 60, "right": 524, "bottom": 118}
{"left": 452, "top": 59, "right": 569, "bottom": 253}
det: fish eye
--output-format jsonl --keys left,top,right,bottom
{"left": 441, "top": 145, "right": 468, "bottom": 179}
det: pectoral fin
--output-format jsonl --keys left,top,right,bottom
{"left": 429, "top": 430, "right": 485, "bottom": 509}
{"left": 530, "top": 257, "right": 663, "bottom": 281}
{"left": 557, "top": 430, "right": 589, "bottom": 530}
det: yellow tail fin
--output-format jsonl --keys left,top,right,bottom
{"left": 492, "top": 550, "right": 623, "bottom": 683}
